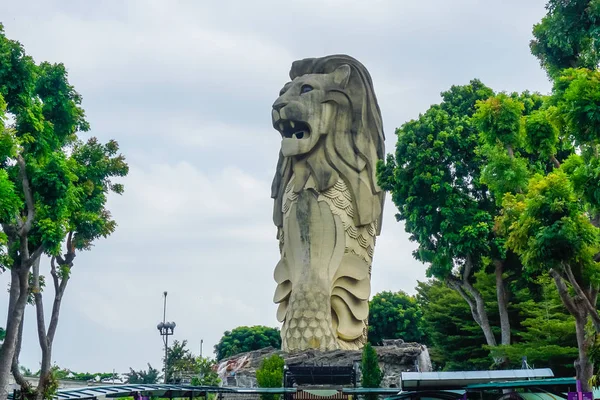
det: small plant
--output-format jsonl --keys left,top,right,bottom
{"left": 361, "top": 343, "right": 382, "bottom": 400}
{"left": 256, "top": 354, "right": 284, "bottom": 400}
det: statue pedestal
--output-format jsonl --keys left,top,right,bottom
{"left": 215, "top": 341, "right": 431, "bottom": 388}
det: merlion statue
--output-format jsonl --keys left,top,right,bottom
{"left": 270, "top": 55, "right": 385, "bottom": 351}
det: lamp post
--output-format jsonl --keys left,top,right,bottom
{"left": 157, "top": 291, "right": 176, "bottom": 383}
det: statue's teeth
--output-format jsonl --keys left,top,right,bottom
{"left": 279, "top": 123, "right": 284, "bottom": 132}
{"left": 290, "top": 121, "right": 295, "bottom": 128}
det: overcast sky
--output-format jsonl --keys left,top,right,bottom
{"left": 0, "top": 0, "right": 552, "bottom": 375}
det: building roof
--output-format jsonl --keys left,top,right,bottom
{"left": 400, "top": 369, "right": 555, "bottom": 390}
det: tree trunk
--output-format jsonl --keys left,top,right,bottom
{"left": 447, "top": 278, "right": 498, "bottom": 347}
{"left": 550, "top": 269, "right": 594, "bottom": 390}
{"left": 11, "top": 317, "right": 30, "bottom": 392}
{"left": 34, "top": 256, "right": 70, "bottom": 400}
{"left": 0, "top": 268, "right": 30, "bottom": 400}
{"left": 574, "top": 313, "right": 593, "bottom": 392}
{"left": 494, "top": 260, "right": 511, "bottom": 346}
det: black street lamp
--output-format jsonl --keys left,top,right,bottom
{"left": 157, "top": 291, "right": 176, "bottom": 383}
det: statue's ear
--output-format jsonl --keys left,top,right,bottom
{"left": 332, "top": 64, "right": 351, "bottom": 88}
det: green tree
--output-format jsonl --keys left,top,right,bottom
{"left": 190, "top": 357, "right": 220, "bottom": 386}
{"left": 416, "top": 279, "right": 491, "bottom": 371}
{"left": 367, "top": 291, "right": 423, "bottom": 345}
{"left": 255, "top": 354, "right": 284, "bottom": 400}
{"left": 530, "top": 0, "right": 600, "bottom": 78}
{"left": 491, "top": 276, "right": 578, "bottom": 376}
{"left": 214, "top": 326, "right": 281, "bottom": 360}
{"left": 126, "top": 364, "right": 161, "bottom": 384}
{"left": 473, "top": 68, "right": 600, "bottom": 388}
{"left": 0, "top": 328, "right": 4, "bottom": 342}
{"left": 360, "top": 343, "right": 382, "bottom": 400}
{"left": 376, "top": 80, "right": 519, "bottom": 363}
{"left": 165, "top": 340, "right": 198, "bottom": 383}
{"left": 0, "top": 23, "right": 127, "bottom": 400}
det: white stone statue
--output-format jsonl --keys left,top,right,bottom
{"left": 271, "top": 55, "right": 385, "bottom": 351}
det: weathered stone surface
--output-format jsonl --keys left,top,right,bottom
{"left": 215, "top": 343, "right": 430, "bottom": 388}
{"left": 270, "top": 55, "right": 385, "bottom": 351}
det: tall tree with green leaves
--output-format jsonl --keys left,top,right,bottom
{"left": 0, "top": 24, "right": 128, "bottom": 400}
{"left": 367, "top": 291, "right": 423, "bottom": 345}
{"left": 471, "top": 2, "right": 600, "bottom": 384}
{"left": 214, "top": 326, "right": 281, "bottom": 360}
{"left": 376, "top": 80, "right": 520, "bottom": 363}
{"left": 530, "top": 0, "right": 600, "bottom": 78}
{"left": 479, "top": 75, "right": 600, "bottom": 388}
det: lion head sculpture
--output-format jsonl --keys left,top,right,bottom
{"left": 271, "top": 54, "right": 385, "bottom": 232}
{"left": 271, "top": 55, "right": 385, "bottom": 350}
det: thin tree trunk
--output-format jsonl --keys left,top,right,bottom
{"left": 0, "top": 268, "right": 30, "bottom": 400}
{"left": 551, "top": 269, "right": 593, "bottom": 389}
{"left": 494, "top": 260, "right": 511, "bottom": 346}
{"left": 11, "top": 317, "right": 30, "bottom": 392}
{"left": 574, "top": 313, "right": 593, "bottom": 392}
{"left": 32, "top": 256, "right": 50, "bottom": 400}
{"left": 0, "top": 153, "right": 40, "bottom": 400}
{"left": 447, "top": 277, "right": 498, "bottom": 348}
{"left": 34, "top": 255, "right": 71, "bottom": 400}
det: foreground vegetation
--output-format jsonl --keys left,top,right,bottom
{"left": 378, "top": 0, "right": 600, "bottom": 390}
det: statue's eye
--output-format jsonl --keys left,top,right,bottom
{"left": 301, "top": 85, "right": 313, "bottom": 94}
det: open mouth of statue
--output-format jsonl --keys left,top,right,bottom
{"left": 277, "top": 120, "right": 311, "bottom": 140}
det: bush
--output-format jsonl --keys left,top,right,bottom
{"left": 256, "top": 354, "right": 284, "bottom": 400}
{"left": 361, "top": 343, "right": 382, "bottom": 400}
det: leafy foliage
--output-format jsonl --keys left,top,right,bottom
{"left": 361, "top": 343, "right": 382, "bottom": 400}
{"left": 126, "top": 364, "right": 161, "bottom": 384}
{"left": 190, "top": 357, "right": 220, "bottom": 387}
{"left": 0, "top": 22, "right": 128, "bottom": 398}
{"left": 165, "top": 340, "right": 197, "bottom": 383}
{"left": 491, "top": 277, "right": 578, "bottom": 376}
{"left": 214, "top": 326, "right": 281, "bottom": 360}
{"left": 256, "top": 354, "right": 284, "bottom": 400}
{"left": 416, "top": 279, "right": 492, "bottom": 371}
{"left": 377, "top": 79, "right": 498, "bottom": 278}
{"left": 164, "top": 340, "right": 220, "bottom": 386}
{"left": 367, "top": 291, "right": 423, "bottom": 345}
{"left": 530, "top": 0, "right": 600, "bottom": 78}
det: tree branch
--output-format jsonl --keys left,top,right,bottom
{"left": 25, "top": 245, "right": 45, "bottom": 269}
{"left": 446, "top": 276, "right": 481, "bottom": 326}
{"left": 550, "top": 268, "right": 580, "bottom": 316}
{"left": 47, "top": 264, "right": 69, "bottom": 344}
{"left": 50, "top": 257, "right": 59, "bottom": 292}
{"left": 11, "top": 317, "right": 31, "bottom": 390}
{"left": 16, "top": 155, "right": 35, "bottom": 236}
{"left": 563, "top": 263, "right": 600, "bottom": 331}
{"left": 32, "top": 257, "right": 49, "bottom": 356}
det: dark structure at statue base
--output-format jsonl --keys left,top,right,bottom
{"left": 215, "top": 341, "right": 432, "bottom": 389}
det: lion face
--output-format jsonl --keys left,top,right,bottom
{"left": 272, "top": 65, "right": 351, "bottom": 157}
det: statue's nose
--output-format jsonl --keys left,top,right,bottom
{"left": 273, "top": 101, "right": 287, "bottom": 112}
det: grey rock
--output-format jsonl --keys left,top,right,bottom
{"left": 215, "top": 343, "right": 430, "bottom": 388}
